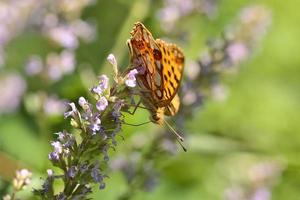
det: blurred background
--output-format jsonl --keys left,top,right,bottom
{"left": 0, "top": 0, "right": 299, "bottom": 199}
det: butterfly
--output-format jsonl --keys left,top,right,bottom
{"left": 127, "top": 22, "right": 185, "bottom": 128}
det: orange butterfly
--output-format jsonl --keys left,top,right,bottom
{"left": 127, "top": 22, "right": 185, "bottom": 147}
{"left": 127, "top": 22, "right": 185, "bottom": 125}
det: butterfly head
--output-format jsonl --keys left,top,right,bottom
{"left": 149, "top": 107, "right": 165, "bottom": 125}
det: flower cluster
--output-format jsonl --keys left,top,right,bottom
{"left": 26, "top": 50, "right": 76, "bottom": 81}
{"left": 3, "top": 169, "right": 32, "bottom": 200}
{"left": 157, "top": 0, "right": 218, "bottom": 32}
{"left": 0, "top": 73, "right": 27, "bottom": 114}
{"left": 223, "top": 161, "right": 284, "bottom": 200}
{"left": 0, "top": 0, "right": 96, "bottom": 116}
{"left": 34, "top": 54, "right": 139, "bottom": 199}
{"left": 23, "top": 1, "right": 95, "bottom": 81}
{"left": 182, "top": 5, "right": 271, "bottom": 115}
{"left": 0, "top": 0, "right": 39, "bottom": 68}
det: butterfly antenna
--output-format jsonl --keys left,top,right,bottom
{"left": 163, "top": 119, "right": 187, "bottom": 152}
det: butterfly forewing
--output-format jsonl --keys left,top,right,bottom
{"left": 155, "top": 39, "right": 184, "bottom": 107}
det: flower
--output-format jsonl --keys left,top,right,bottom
{"left": 91, "top": 167, "right": 106, "bottom": 190}
{"left": 48, "top": 26, "right": 78, "bottom": 49}
{"left": 25, "top": 55, "right": 43, "bottom": 75}
{"left": 98, "top": 75, "right": 109, "bottom": 91}
{"left": 0, "top": 74, "right": 27, "bottom": 114}
{"left": 43, "top": 95, "right": 66, "bottom": 116}
{"left": 64, "top": 102, "right": 78, "bottom": 118}
{"left": 67, "top": 166, "right": 77, "bottom": 178}
{"left": 13, "top": 169, "right": 32, "bottom": 191}
{"left": 89, "top": 117, "right": 101, "bottom": 135}
{"left": 51, "top": 141, "right": 63, "bottom": 154}
{"left": 107, "top": 53, "right": 117, "bottom": 67}
{"left": 125, "top": 69, "right": 138, "bottom": 87}
{"left": 47, "top": 169, "right": 54, "bottom": 177}
{"left": 92, "top": 86, "right": 103, "bottom": 95}
{"left": 107, "top": 54, "right": 118, "bottom": 79}
{"left": 48, "top": 151, "right": 59, "bottom": 161}
{"left": 96, "top": 97, "right": 108, "bottom": 111}
{"left": 78, "top": 96, "right": 88, "bottom": 108}
{"left": 226, "top": 42, "right": 248, "bottom": 64}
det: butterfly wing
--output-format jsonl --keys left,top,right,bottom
{"left": 155, "top": 39, "right": 184, "bottom": 107}
{"left": 128, "top": 22, "right": 184, "bottom": 109}
{"left": 128, "top": 22, "right": 163, "bottom": 103}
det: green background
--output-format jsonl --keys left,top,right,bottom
{"left": 0, "top": 0, "right": 299, "bottom": 199}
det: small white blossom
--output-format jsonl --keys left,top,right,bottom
{"left": 78, "top": 96, "right": 88, "bottom": 107}
{"left": 51, "top": 141, "right": 63, "bottom": 154}
{"left": 47, "top": 169, "right": 54, "bottom": 177}
{"left": 96, "top": 97, "right": 108, "bottom": 111}
{"left": 13, "top": 169, "right": 32, "bottom": 190}
{"left": 107, "top": 54, "right": 117, "bottom": 67}
{"left": 125, "top": 69, "right": 138, "bottom": 87}
{"left": 107, "top": 54, "right": 119, "bottom": 77}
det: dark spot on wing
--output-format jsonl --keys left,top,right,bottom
{"left": 153, "top": 49, "right": 162, "bottom": 60}
{"left": 167, "top": 88, "right": 172, "bottom": 97}
{"left": 164, "top": 74, "right": 168, "bottom": 81}
{"left": 174, "top": 74, "right": 179, "bottom": 83}
{"left": 170, "top": 81, "right": 176, "bottom": 90}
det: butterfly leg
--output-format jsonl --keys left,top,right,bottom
{"left": 127, "top": 100, "right": 141, "bottom": 115}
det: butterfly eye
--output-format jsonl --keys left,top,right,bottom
{"left": 153, "top": 49, "right": 162, "bottom": 60}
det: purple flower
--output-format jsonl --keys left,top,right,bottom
{"left": 125, "top": 69, "right": 138, "bottom": 87}
{"left": 250, "top": 187, "right": 270, "bottom": 200}
{"left": 56, "top": 132, "right": 65, "bottom": 141}
{"left": 107, "top": 54, "right": 117, "bottom": 67}
{"left": 67, "top": 166, "right": 77, "bottom": 179}
{"left": 51, "top": 141, "right": 63, "bottom": 154}
{"left": 226, "top": 42, "right": 248, "bottom": 63}
{"left": 92, "top": 86, "right": 103, "bottom": 95}
{"left": 64, "top": 102, "right": 77, "bottom": 118}
{"left": 98, "top": 75, "right": 109, "bottom": 91}
{"left": 96, "top": 97, "right": 108, "bottom": 111}
{"left": 25, "top": 55, "right": 43, "bottom": 75}
{"left": 43, "top": 96, "right": 66, "bottom": 116}
{"left": 48, "top": 26, "right": 78, "bottom": 49}
{"left": 48, "top": 151, "right": 59, "bottom": 161}
{"left": 91, "top": 167, "right": 106, "bottom": 190}
{"left": 89, "top": 117, "right": 101, "bottom": 135}
{"left": 0, "top": 74, "right": 27, "bottom": 114}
